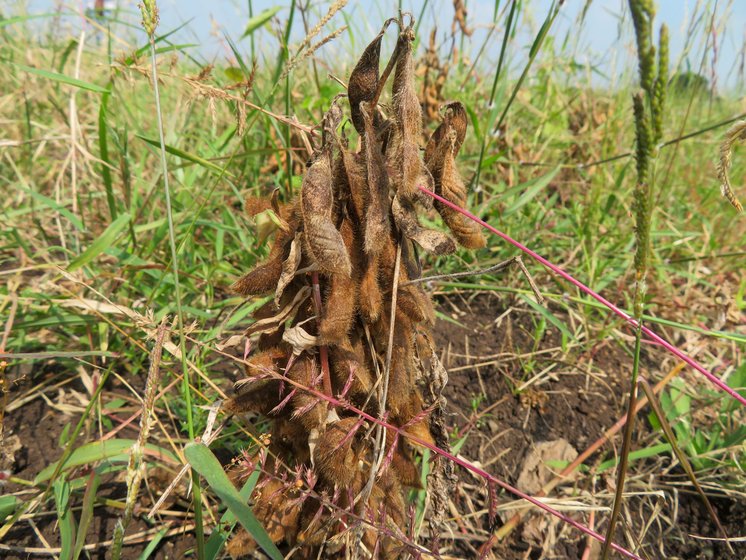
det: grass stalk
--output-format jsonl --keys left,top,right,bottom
{"left": 472, "top": 0, "right": 519, "bottom": 192}
{"left": 111, "top": 318, "right": 168, "bottom": 559}
{"left": 138, "top": 1, "right": 204, "bottom": 555}
{"left": 601, "top": 3, "right": 668, "bottom": 557}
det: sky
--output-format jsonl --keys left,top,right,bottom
{"left": 11, "top": 0, "right": 746, "bottom": 91}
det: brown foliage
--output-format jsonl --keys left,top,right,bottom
{"left": 226, "top": 14, "right": 484, "bottom": 558}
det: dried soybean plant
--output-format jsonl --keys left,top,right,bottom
{"left": 224, "top": 15, "right": 484, "bottom": 558}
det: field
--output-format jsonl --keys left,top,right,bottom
{"left": 1, "top": 1, "right": 745, "bottom": 559}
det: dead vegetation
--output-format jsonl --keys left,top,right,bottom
{"left": 223, "top": 15, "right": 484, "bottom": 557}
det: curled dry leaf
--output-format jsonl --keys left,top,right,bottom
{"left": 245, "top": 286, "right": 311, "bottom": 337}
{"left": 392, "top": 193, "right": 456, "bottom": 255}
{"left": 283, "top": 323, "right": 318, "bottom": 356}
{"left": 275, "top": 233, "right": 303, "bottom": 306}
{"left": 301, "top": 151, "right": 352, "bottom": 276}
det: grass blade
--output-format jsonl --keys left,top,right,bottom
{"left": 34, "top": 439, "right": 178, "bottom": 485}
{"left": 184, "top": 443, "right": 283, "bottom": 560}
{"left": 136, "top": 134, "right": 233, "bottom": 176}
{"left": 639, "top": 378, "right": 733, "bottom": 553}
{"left": 72, "top": 469, "right": 101, "bottom": 560}
{"left": 13, "top": 63, "right": 110, "bottom": 94}
{"left": 67, "top": 213, "right": 130, "bottom": 272}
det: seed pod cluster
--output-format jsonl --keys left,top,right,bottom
{"left": 225, "top": 16, "right": 483, "bottom": 558}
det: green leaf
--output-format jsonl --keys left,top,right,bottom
{"left": 519, "top": 294, "right": 574, "bottom": 342}
{"left": 137, "top": 527, "right": 169, "bottom": 560}
{"left": 15, "top": 183, "right": 84, "bottom": 231}
{"left": 184, "top": 443, "right": 283, "bottom": 560}
{"left": 224, "top": 67, "right": 245, "bottom": 83}
{"left": 504, "top": 166, "right": 560, "bottom": 216}
{"left": 13, "top": 63, "right": 110, "bottom": 94}
{"left": 204, "top": 466, "right": 261, "bottom": 559}
{"left": 242, "top": 7, "right": 282, "bottom": 38}
{"left": 0, "top": 496, "right": 18, "bottom": 523}
{"left": 35, "top": 439, "right": 178, "bottom": 485}
{"left": 72, "top": 470, "right": 101, "bottom": 560}
{"left": 136, "top": 134, "right": 233, "bottom": 177}
{"left": 67, "top": 213, "right": 131, "bottom": 272}
{"left": 53, "top": 479, "right": 77, "bottom": 559}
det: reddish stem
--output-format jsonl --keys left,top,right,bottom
{"left": 419, "top": 185, "right": 746, "bottom": 408}
{"left": 227, "top": 348, "right": 642, "bottom": 560}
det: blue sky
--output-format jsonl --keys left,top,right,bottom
{"left": 15, "top": 0, "right": 746, "bottom": 91}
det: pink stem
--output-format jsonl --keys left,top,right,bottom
{"left": 419, "top": 186, "right": 746, "bottom": 408}
{"left": 275, "top": 375, "right": 642, "bottom": 560}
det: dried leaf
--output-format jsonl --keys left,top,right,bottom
{"left": 245, "top": 286, "right": 311, "bottom": 337}
{"left": 301, "top": 152, "right": 352, "bottom": 276}
{"left": 216, "top": 334, "right": 244, "bottom": 351}
{"left": 282, "top": 323, "right": 318, "bottom": 356}
{"left": 516, "top": 439, "right": 579, "bottom": 495}
{"left": 392, "top": 194, "right": 455, "bottom": 255}
{"left": 275, "top": 233, "right": 303, "bottom": 306}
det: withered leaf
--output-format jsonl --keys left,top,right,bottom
{"left": 301, "top": 152, "right": 352, "bottom": 276}
{"left": 392, "top": 194, "right": 455, "bottom": 255}
{"left": 245, "top": 286, "right": 311, "bottom": 337}
{"left": 275, "top": 233, "right": 303, "bottom": 306}
{"left": 282, "top": 323, "right": 318, "bottom": 356}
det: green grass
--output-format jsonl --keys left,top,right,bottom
{"left": 1, "top": 1, "right": 744, "bottom": 557}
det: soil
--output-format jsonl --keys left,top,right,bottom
{"left": 2, "top": 293, "right": 744, "bottom": 559}
{"left": 432, "top": 292, "right": 746, "bottom": 560}
{"left": 1, "top": 367, "right": 195, "bottom": 560}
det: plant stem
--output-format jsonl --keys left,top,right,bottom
{"left": 143, "top": 7, "right": 204, "bottom": 554}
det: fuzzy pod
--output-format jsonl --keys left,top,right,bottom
{"left": 391, "top": 27, "right": 424, "bottom": 200}
{"left": 319, "top": 220, "right": 359, "bottom": 345}
{"left": 330, "top": 337, "right": 374, "bottom": 402}
{"left": 424, "top": 101, "right": 467, "bottom": 180}
{"left": 287, "top": 356, "right": 327, "bottom": 432}
{"left": 397, "top": 284, "right": 435, "bottom": 325}
{"left": 348, "top": 32, "right": 383, "bottom": 136}
{"left": 230, "top": 254, "right": 284, "bottom": 297}
{"left": 339, "top": 149, "right": 368, "bottom": 223}
{"left": 314, "top": 417, "right": 362, "bottom": 488}
{"left": 439, "top": 154, "right": 486, "bottom": 248}
{"left": 361, "top": 102, "right": 391, "bottom": 255}
{"left": 359, "top": 251, "right": 384, "bottom": 322}
{"left": 223, "top": 379, "right": 283, "bottom": 417}
{"left": 301, "top": 152, "right": 352, "bottom": 276}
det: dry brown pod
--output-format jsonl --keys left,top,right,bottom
{"left": 361, "top": 101, "right": 391, "bottom": 255}
{"left": 424, "top": 102, "right": 486, "bottom": 248}
{"left": 391, "top": 25, "right": 430, "bottom": 202}
{"left": 348, "top": 32, "right": 383, "bottom": 136}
